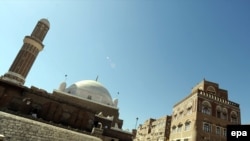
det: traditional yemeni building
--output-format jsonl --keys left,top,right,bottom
{"left": 169, "top": 79, "right": 241, "bottom": 141}
{"left": 0, "top": 19, "right": 133, "bottom": 141}
{"left": 134, "top": 115, "right": 172, "bottom": 141}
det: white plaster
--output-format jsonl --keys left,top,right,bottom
{"left": 24, "top": 37, "right": 43, "bottom": 51}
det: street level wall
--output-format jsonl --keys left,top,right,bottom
{"left": 0, "top": 111, "right": 102, "bottom": 141}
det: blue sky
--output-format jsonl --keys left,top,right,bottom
{"left": 1, "top": 0, "right": 250, "bottom": 130}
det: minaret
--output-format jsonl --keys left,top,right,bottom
{"left": 3, "top": 18, "right": 50, "bottom": 85}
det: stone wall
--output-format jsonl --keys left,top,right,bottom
{"left": 0, "top": 112, "right": 102, "bottom": 141}
{"left": 0, "top": 80, "right": 123, "bottom": 131}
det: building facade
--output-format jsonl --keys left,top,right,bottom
{"left": 169, "top": 79, "right": 241, "bottom": 141}
{"left": 134, "top": 115, "right": 172, "bottom": 141}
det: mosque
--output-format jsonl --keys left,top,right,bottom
{"left": 0, "top": 19, "right": 133, "bottom": 141}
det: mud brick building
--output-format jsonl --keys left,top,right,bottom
{"left": 169, "top": 80, "right": 241, "bottom": 141}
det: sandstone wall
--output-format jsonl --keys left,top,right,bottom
{"left": 0, "top": 112, "right": 102, "bottom": 141}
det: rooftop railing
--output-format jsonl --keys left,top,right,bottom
{"left": 198, "top": 90, "right": 239, "bottom": 108}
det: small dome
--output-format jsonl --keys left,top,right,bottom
{"left": 64, "top": 80, "right": 114, "bottom": 106}
{"left": 39, "top": 18, "right": 50, "bottom": 28}
{"left": 58, "top": 82, "right": 66, "bottom": 91}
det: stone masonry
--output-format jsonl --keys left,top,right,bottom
{"left": 0, "top": 111, "right": 102, "bottom": 141}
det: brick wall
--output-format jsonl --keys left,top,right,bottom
{"left": 0, "top": 112, "right": 102, "bottom": 141}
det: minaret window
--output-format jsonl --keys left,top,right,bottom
{"left": 38, "top": 25, "right": 44, "bottom": 39}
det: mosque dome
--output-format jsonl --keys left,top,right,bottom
{"left": 39, "top": 18, "right": 50, "bottom": 28}
{"left": 64, "top": 80, "right": 114, "bottom": 106}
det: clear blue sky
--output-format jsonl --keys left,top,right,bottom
{"left": 1, "top": 0, "right": 250, "bottom": 130}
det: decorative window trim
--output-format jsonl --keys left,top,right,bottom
{"left": 216, "top": 126, "right": 221, "bottom": 135}
{"left": 230, "top": 111, "right": 238, "bottom": 123}
{"left": 207, "top": 86, "right": 216, "bottom": 94}
{"left": 185, "top": 120, "right": 191, "bottom": 131}
{"left": 201, "top": 101, "right": 211, "bottom": 115}
{"left": 216, "top": 106, "right": 222, "bottom": 118}
{"left": 203, "top": 122, "right": 211, "bottom": 132}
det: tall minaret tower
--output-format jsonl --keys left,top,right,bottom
{"left": 3, "top": 18, "right": 50, "bottom": 85}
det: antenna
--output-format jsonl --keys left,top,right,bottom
{"left": 95, "top": 75, "right": 99, "bottom": 81}
{"left": 135, "top": 117, "right": 139, "bottom": 129}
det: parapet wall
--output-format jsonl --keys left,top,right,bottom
{"left": 0, "top": 111, "right": 102, "bottom": 141}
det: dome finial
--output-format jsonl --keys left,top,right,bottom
{"left": 65, "top": 74, "right": 68, "bottom": 82}
{"left": 39, "top": 18, "right": 50, "bottom": 28}
{"left": 95, "top": 75, "right": 99, "bottom": 81}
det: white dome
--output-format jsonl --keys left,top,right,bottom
{"left": 64, "top": 80, "right": 114, "bottom": 106}
{"left": 39, "top": 18, "right": 50, "bottom": 28}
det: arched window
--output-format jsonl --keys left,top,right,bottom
{"left": 172, "top": 125, "right": 176, "bottom": 133}
{"left": 179, "top": 110, "right": 184, "bottom": 118}
{"left": 202, "top": 101, "right": 211, "bottom": 115}
{"left": 177, "top": 123, "right": 183, "bottom": 132}
{"left": 216, "top": 126, "right": 221, "bottom": 135}
{"left": 222, "top": 108, "right": 228, "bottom": 120}
{"left": 174, "top": 113, "right": 177, "bottom": 120}
{"left": 216, "top": 106, "right": 222, "bottom": 118}
{"left": 207, "top": 86, "right": 216, "bottom": 94}
{"left": 185, "top": 120, "right": 191, "bottom": 131}
{"left": 231, "top": 111, "right": 238, "bottom": 123}
{"left": 203, "top": 122, "right": 211, "bottom": 132}
{"left": 186, "top": 102, "right": 193, "bottom": 115}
